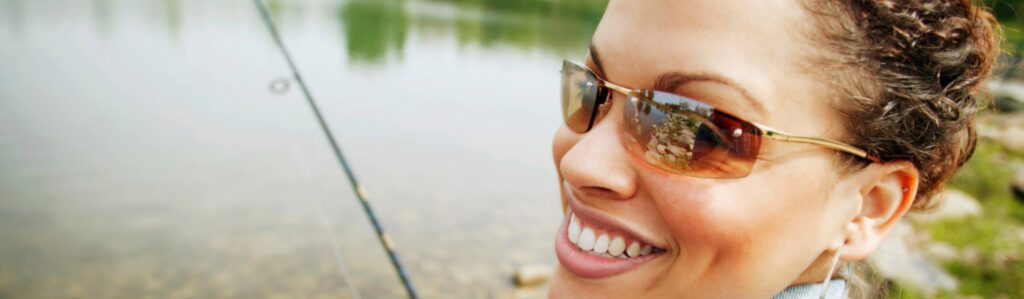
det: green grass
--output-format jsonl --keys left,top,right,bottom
{"left": 891, "top": 135, "right": 1024, "bottom": 298}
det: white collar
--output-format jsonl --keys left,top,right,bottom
{"left": 772, "top": 279, "right": 847, "bottom": 299}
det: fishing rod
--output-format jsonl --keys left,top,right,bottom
{"left": 252, "top": 1, "right": 419, "bottom": 298}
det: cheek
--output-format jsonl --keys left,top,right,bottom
{"left": 649, "top": 160, "right": 838, "bottom": 283}
{"left": 656, "top": 176, "right": 828, "bottom": 247}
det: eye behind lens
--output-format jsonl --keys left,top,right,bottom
{"left": 621, "top": 90, "right": 764, "bottom": 178}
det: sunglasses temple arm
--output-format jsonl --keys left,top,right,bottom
{"left": 597, "top": 73, "right": 881, "bottom": 163}
{"left": 762, "top": 129, "right": 880, "bottom": 163}
{"left": 604, "top": 81, "right": 635, "bottom": 96}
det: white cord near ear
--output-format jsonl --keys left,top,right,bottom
{"left": 818, "top": 245, "right": 844, "bottom": 299}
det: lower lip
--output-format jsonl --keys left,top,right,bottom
{"left": 554, "top": 214, "right": 663, "bottom": 279}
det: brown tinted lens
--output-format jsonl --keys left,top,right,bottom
{"left": 561, "top": 61, "right": 600, "bottom": 132}
{"left": 622, "top": 90, "right": 762, "bottom": 178}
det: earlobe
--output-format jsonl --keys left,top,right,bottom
{"left": 839, "top": 217, "right": 879, "bottom": 260}
{"left": 838, "top": 161, "right": 919, "bottom": 261}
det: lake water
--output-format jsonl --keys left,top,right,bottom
{"left": 0, "top": 0, "right": 604, "bottom": 298}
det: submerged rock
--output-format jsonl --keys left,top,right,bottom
{"left": 513, "top": 264, "right": 554, "bottom": 288}
{"left": 499, "top": 287, "right": 548, "bottom": 299}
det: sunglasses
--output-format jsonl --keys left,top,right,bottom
{"left": 560, "top": 60, "right": 878, "bottom": 178}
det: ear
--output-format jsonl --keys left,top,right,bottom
{"left": 837, "top": 160, "right": 919, "bottom": 260}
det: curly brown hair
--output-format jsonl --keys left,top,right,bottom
{"left": 804, "top": 0, "right": 1002, "bottom": 210}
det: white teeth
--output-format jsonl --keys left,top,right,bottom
{"left": 578, "top": 228, "right": 596, "bottom": 251}
{"left": 593, "top": 234, "right": 610, "bottom": 254}
{"left": 626, "top": 242, "right": 640, "bottom": 257}
{"left": 568, "top": 214, "right": 581, "bottom": 245}
{"left": 608, "top": 237, "right": 625, "bottom": 257}
{"left": 567, "top": 214, "right": 659, "bottom": 258}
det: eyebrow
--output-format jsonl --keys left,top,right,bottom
{"left": 654, "top": 72, "right": 768, "bottom": 118}
{"left": 588, "top": 42, "right": 768, "bottom": 118}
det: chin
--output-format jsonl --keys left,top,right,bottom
{"left": 547, "top": 266, "right": 664, "bottom": 299}
{"left": 548, "top": 268, "right": 613, "bottom": 299}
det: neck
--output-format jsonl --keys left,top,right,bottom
{"left": 794, "top": 254, "right": 841, "bottom": 284}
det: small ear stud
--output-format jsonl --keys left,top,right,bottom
{"left": 902, "top": 188, "right": 909, "bottom": 193}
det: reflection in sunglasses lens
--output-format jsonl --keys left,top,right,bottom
{"left": 623, "top": 91, "right": 762, "bottom": 178}
{"left": 561, "top": 62, "right": 598, "bottom": 132}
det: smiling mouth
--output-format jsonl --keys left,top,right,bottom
{"left": 566, "top": 211, "right": 662, "bottom": 258}
{"left": 554, "top": 187, "right": 667, "bottom": 279}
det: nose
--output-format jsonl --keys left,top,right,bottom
{"left": 555, "top": 100, "right": 639, "bottom": 200}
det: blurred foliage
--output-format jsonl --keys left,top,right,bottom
{"left": 339, "top": 0, "right": 409, "bottom": 64}
{"left": 914, "top": 3, "right": 1024, "bottom": 298}
{"left": 433, "top": 0, "right": 607, "bottom": 21}
{"left": 911, "top": 138, "right": 1024, "bottom": 298}
{"left": 336, "top": 0, "right": 607, "bottom": 65}
{"left": 333, "top": 0, "right": 1020, "bottom": 66}
{"left": 981, "top": 0, "right": 1024, "bottom": 50}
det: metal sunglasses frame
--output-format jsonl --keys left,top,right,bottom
{"left": 564, "top": 60, "right": 880, "bottom": 164}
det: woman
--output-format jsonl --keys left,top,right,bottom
{"left": 549, "top": 0, "right": 1000, "bottom": 298}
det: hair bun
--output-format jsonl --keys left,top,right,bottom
{"left": 807, "top": 0, "right": 1001, "bottom": 209}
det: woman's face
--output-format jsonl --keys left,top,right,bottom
{"left": 550, "top": 0, "right": 862, "bottom": 298}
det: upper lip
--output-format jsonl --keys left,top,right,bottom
{"left": 563, "top": 183, "right": 667, "bottom": 250}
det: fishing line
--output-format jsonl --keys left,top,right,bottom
{"left": 292, "top": 144, "right": 362, "bottom": 299}
{"left": 253, "top": 1, "right": 419, "bottom": 298}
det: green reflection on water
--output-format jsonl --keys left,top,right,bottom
{"left": 339, "top": 0, "right": 608, "bottom": 65}
{"left": 340, "top": 0, "right": 409, "bottom": 65}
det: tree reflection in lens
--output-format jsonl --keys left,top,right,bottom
{"left": 626, "top": 92, "right": 744, "bottom": 176}
{"left": 641, "top": 100, "right": 711, "bottom": 171}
